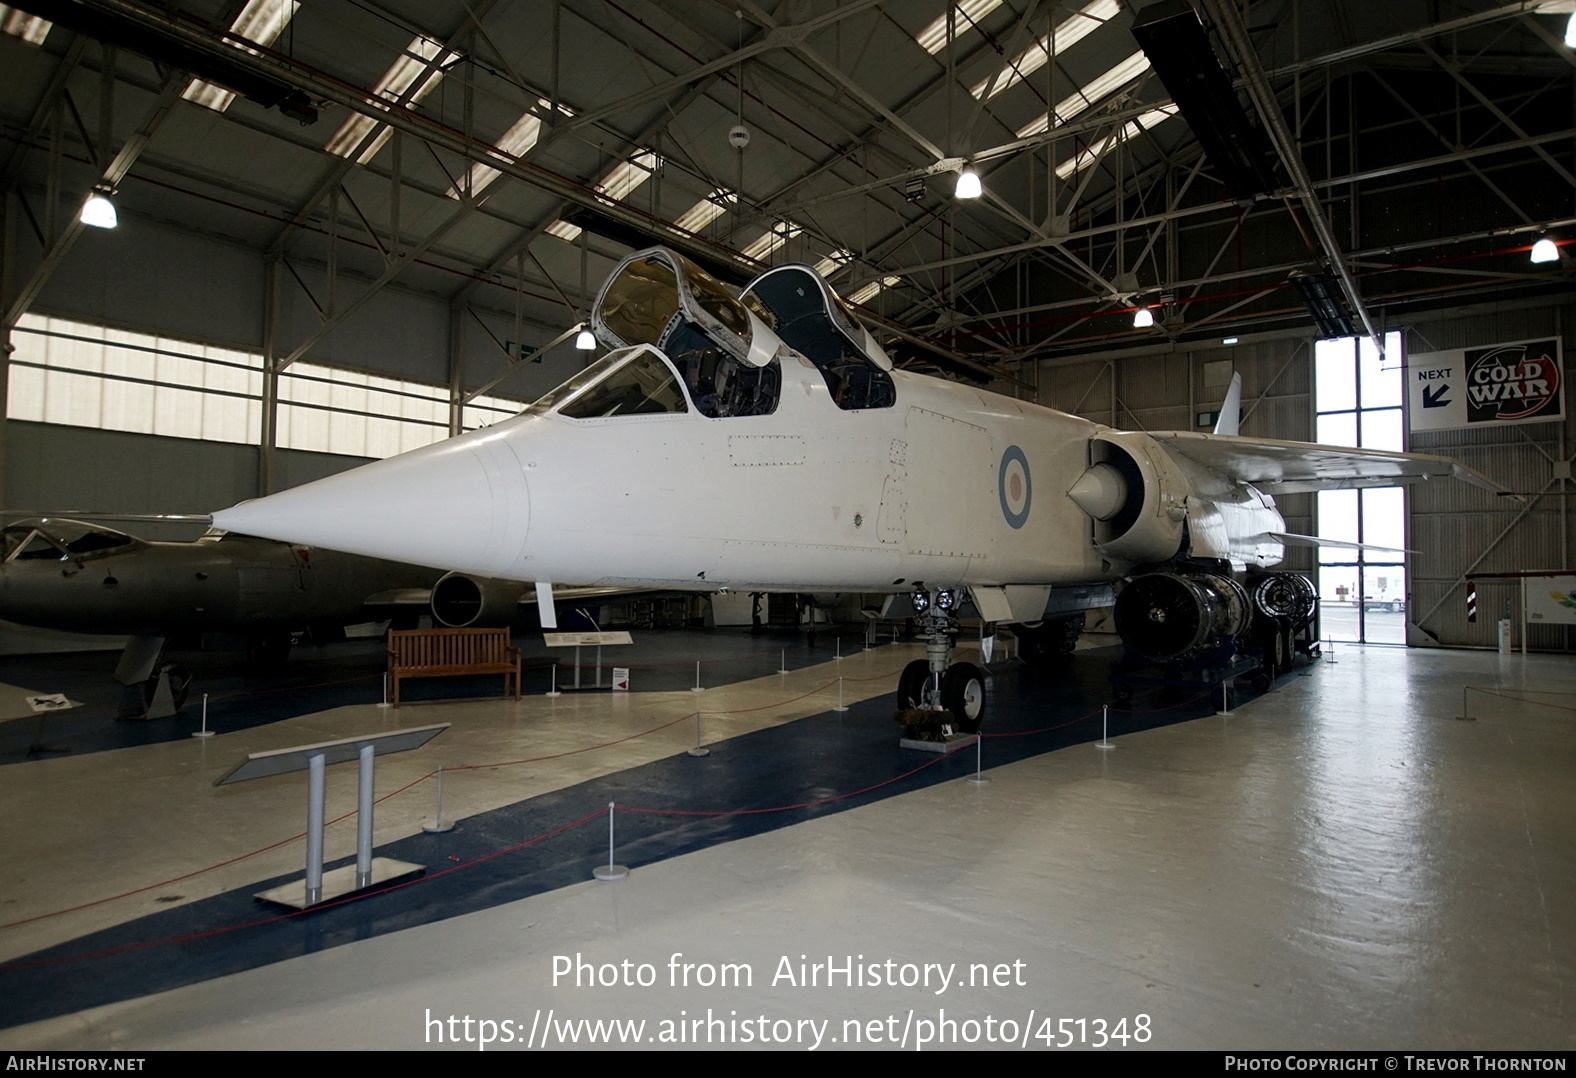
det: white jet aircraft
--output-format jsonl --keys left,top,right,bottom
{"left": 212, "top": 247, "right": 1508, "bottom": 730}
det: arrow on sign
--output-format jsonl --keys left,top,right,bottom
{"left": 1423, "top": 384, "right": 1452, "bottom": 408}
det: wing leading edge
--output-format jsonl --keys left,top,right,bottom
{"left": 1150, "top": 430, "right": 1519, "bottom": 499}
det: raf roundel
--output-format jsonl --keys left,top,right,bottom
{"left": 998, "top": 445, "right": 1032, "bottom": 529}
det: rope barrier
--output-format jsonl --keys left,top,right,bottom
{"left": 0, "top": 670, "right": 1224, "bottom": 970}
{"left": 0, "top": 650, "right": 1213, "bottom": 945}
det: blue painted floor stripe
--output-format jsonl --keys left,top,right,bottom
{"left": 0, "top": 629, "right": 854, "bottom": 764}
{"left": 0, "top": 649, "right": 1255, "bottom": 1029}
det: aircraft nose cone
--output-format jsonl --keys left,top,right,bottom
{"left": 212, "top": 431, "right": 530, "bottom": 577}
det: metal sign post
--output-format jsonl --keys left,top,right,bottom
{"left": 216, "top": 723, "right": 449, "bottom": 910}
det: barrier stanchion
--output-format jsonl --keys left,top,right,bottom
{"left": 833, "top": 676, "right": 849, "bottom": 713}
{"left": 779, "top": 649, "right": 789, "bottom": 675}
{"left": 379, "top": 674, "right": 391, "bottom": 709}
{"left": 1455, "top": 685, "right": 1477, "bottom": 722}
{"left": 1326, "top": 636, "right": 1338, "bottom": 664}
{"left": 691, "top": 660, "right": 704, "bottom": 693}
{"left": 423, "top": 767, "right": 456, "bottom": 833}
{"left": 1097, "top": 704, "right": 1114, "bottom": 750}
{"left": 191, "top": 694, "right": 214, "bottom": 739}
{"left": 592, "top": 802, "right": 628, "bottom": 880}
{"left": 687, "top": 712, "right": 710, "bottom": 757}
{"left": 546, "top": 663, "right": 562, "bottom": 698}
{"left": 1219, "top": 680, "right": 1235, "bottom": 716}
{"left": 966, "top": 733, "right": 989, "bottom": 785}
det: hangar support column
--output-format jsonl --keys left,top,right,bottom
{"left": 258, "top": 257, "right": 282, "bottom": 498}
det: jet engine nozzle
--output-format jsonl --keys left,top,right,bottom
{"left": 1114, "top": 571, "right": 1250, "bottom": 664}
{"left": 431, "top": 573, "right": 526, "bottom": 628}
{"left": 1068, "top": 463, "right": 1128, "bottom": 521}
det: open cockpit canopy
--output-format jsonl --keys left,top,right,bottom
{"left": 1, "top": 518, "right": 143, "bottom": 562}
{"left": 586, "top": 249, "right": 783, "bottom": 419}
{"left": 742, "top": 265, "right": 895, "bottom": 411}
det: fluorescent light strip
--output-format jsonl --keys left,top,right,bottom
{"left": 182, "top": 0, "right": 300, "bottom": 113}
{"left": 672, "top": 189, "right": 736, "bottom": 233}
{"left": 1053, "top": 105, "right": 1177, "bottom": 179}
{"left": 813, "top": 249, "right": 853, "bottom": 277}
{"left": 971, "top": 0, "right": 1118, "bottom": 99}
{"left": 847, "top": 275, "right": 901, "bottom": 305}
{"left": 740, "top": 221, "right": 803, "bottom": 261}
{"left": 1016, "top": 49, "right": 1151, "bottom": 139}
{"left": 325, "top": 36, "right": 459, "bottom": 163}
{"left": 915, "top": 0, "right": 1002, "bottom": 54}
{"left": 0, "top": 5, "right": 50, "bottom": 44}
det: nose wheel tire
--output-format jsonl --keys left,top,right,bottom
{"left": 941, "top": 662, "right": 986, "bottom": 733}
{"left": 897, "top": 659, "right": 931, "bottom": 710}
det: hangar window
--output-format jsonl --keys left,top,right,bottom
{"left": 6, "top": 314, "right": 525, "bottom": 459}
{"left": 1315, "top": 331, "right": 1405, "bottom": 645}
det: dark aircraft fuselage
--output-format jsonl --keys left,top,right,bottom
{"left": 0, "top": 519, "right": 440, "bottom": 638}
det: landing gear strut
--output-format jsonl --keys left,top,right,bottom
{"left": 895, "top": 587, "right": 986, "bottom": 733}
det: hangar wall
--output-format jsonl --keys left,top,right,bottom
{"left": 1405, "top": 298, "right": 1575, "bottom": 651}
{"left": 15, "top": 211, "right": 589, "bottom": 411}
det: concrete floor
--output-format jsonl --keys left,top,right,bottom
{"left": 1, "top": 640, "right": 1572, "bottom": 1050}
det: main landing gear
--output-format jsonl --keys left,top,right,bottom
{"left": 895, "top": 586, "right": 986, "bottom": 734}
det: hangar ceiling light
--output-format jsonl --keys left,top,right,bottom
{"left": 914, "top": 0, "right": 1002, "bottom": 55}
{"left": 970, "top": 0, "right": 1119, "bottom": 99}
{"left": 325, "top": 35, "right": 459, "bottom": 164}
{"left": 79, "top": 189, "right": 117, "bottom": 229}
{"left": 1530, "top": 236, "right": 1559, "bottom": 263}
{"left": 182, "top": 0, "right": 299, "bottom": 113}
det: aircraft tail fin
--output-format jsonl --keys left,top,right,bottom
{"left": 1213, "top": 372, "right": 1242, "bottom": 436}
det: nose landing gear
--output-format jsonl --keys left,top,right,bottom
{"left": 894, "top": 586, "right": 986, "bottom": 734}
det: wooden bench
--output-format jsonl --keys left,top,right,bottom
{"left": 387, "top": 627, "right": 521, "bottom": 707}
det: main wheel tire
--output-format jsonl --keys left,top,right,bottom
{"left": 941, "top": 662, "right": 987, "bottom": 733}
{"left": 897, "top": 659, "right": 931, "bottom": 710}
{"left": 1016, "top": 613, "right": 1084, "bottom": 666}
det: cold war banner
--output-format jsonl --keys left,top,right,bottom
{"left": 1407, "top": 337, "right": 1564, "bottom": 433}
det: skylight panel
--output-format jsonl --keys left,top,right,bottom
{"left": 672, "top": 189, "right": 736, "bottom": 233}
{"left": 598, "top": 150, "right": 661, "bottom": 202}
{"left": 540, "top": 148, "right": 660, "bottom": 231}
{"left": 915, "top": 0, "right": 1002, "bottom": 54}
{"left": 740, "top": 221, "right": 803, "bottom": 261}
{"left": 1015, "top": 50, "right": 1152, "bottom": 138}
{"left": 847, "top": 276, "right": 901, "bottom": 305}
{"left": 449, "top": 99, "right": 574, "bottom": 199}
{"left": 182, "top": 0, "right": 300, "bottom": 112}
{"left": 970, "top": 0, "right": 1119, "bottom": 98}
{"left": 325, "top": 35, "right": 459, "bottom": 163}
{"left": 813, "top": 249, "right": 854, "bottom": 277}
{"left": 0, "top": 5, "right": 50, "bottom": 45}
{"left": 1052, "top": 104, "right": 1176, "bottom": 179}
